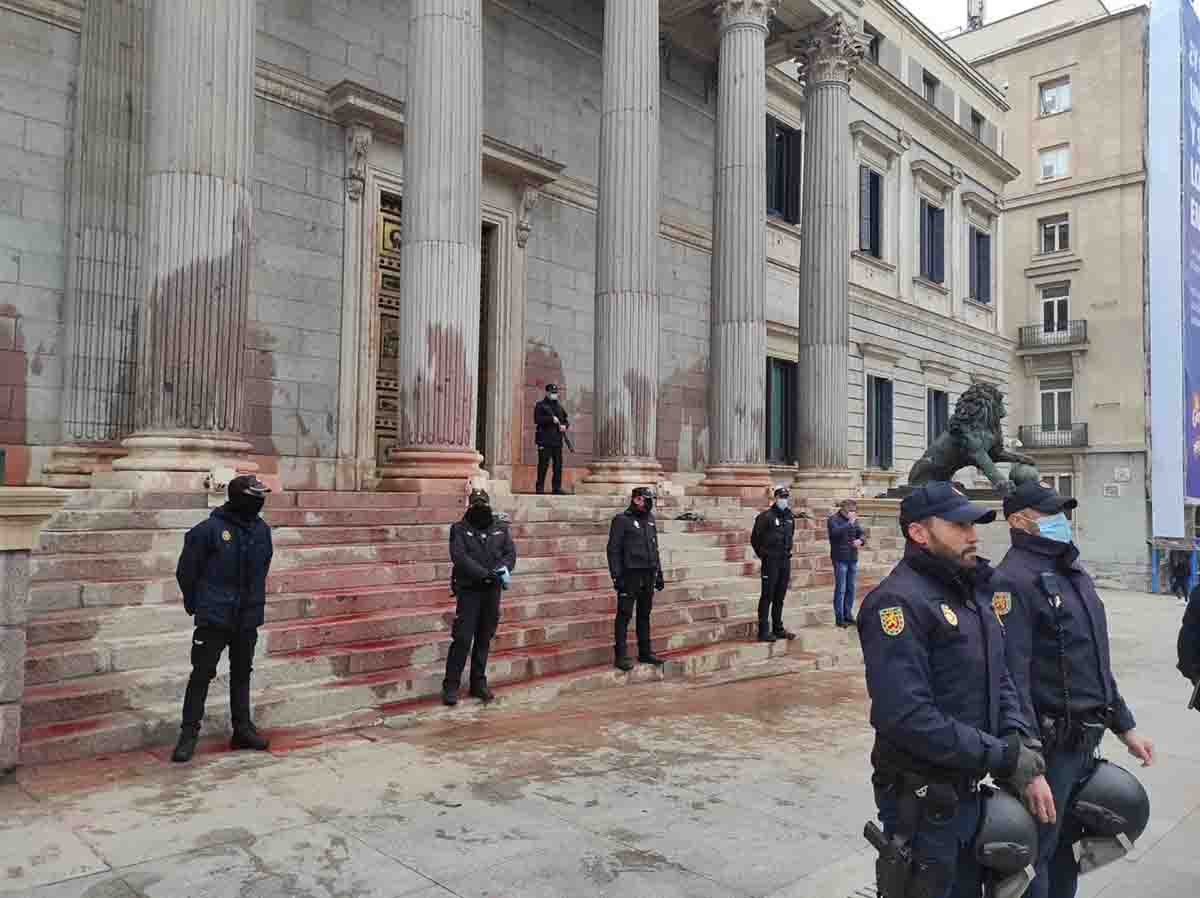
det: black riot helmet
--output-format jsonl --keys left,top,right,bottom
{"left": 1070, "top": 760, "right": 1150, "bottom": 844}
{"left": 973, "top": 785, "right": 1039, "bottom": 875}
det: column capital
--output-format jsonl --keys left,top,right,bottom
{"left": 714, "top": 0, "right": 777, "bottom": 33}
{"left": 793, "top": 14, "right": 870, "bottom": 87}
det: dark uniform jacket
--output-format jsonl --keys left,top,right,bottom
{"left": 176, "top": 506, "right": 274, "bottom": 631}
{"left": 533, "top": 398, "right": 569, "bottom": 448}
{"left": 993, "top": 530, "right": 1136, "bottom": 735}
{"left": 751, "top": 506, "right": 795, "bottom": 560}
{"left": 827, "top": 512, "right": 865, "bottom": 563}
{"left": 606, "top": 508, "right": 662, "bottom": 585}
{"left": 858, "top": 543, "right": 1029, "bottom": 780}
{"left": 450, "top": 512, "right": 517, "bottom": 592}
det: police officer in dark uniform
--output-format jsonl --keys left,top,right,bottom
{"left": 172, "top": 475, "right": 274, "bottom": 763}
{"left": 533, "top": 383, "right": 569, "bottom": 494}
{"left": 442, "top": 489, "right": 517, "bottom": 706}
{"left": 993, "top": 481, "right": 1154, "bottom": 898}
{"left": 607, "top": 486, "right": 666, "bottom": 671}
{"left": 751, "top": 486, "right": 797, "bottom": 642}
{"left": 859, "top": 482, "right": 1050, "bottom": 897}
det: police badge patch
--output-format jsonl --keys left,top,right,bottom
{"left": 992, "top": 592, "right": 1012, "bottom": 617}
{"left": 221, "top": 530, "right": 232, "bottom": 542}
{"left": 879, "top": 606, "right": 905, "bottom": 637}
{"left": 941, "top": 604, "right": 959, "bottom": 627}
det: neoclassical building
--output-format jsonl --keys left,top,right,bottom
{"left": 0, "top": 0, "right": 1016, "bottom": 498}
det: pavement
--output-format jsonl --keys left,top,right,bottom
{"left": 0, "top": 589, "right": 1195, "bottom": 898}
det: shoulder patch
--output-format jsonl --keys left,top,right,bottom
{"left": 992, "top": 592, "right": 1012, "bottom": 617}
{"left": 941, "top": 603, "right": 959, "bottom": 627}
{"left": 879, "top": 606, "right": 905, "bottom": 637}
{"left": 221, "top": 530, "right": 232, "bottom": 542}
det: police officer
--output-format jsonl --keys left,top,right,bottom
{"left": 533, "top": 383, "right": 569, "bottom": 494}
{"left": 751, "top": 486, "right": 797, "bottom": 642}
{"left": 172, "top": 475, "right": 274, "bottom": 763}
{"left": 607, "top": 486, "right": 666, "bottom": 671}
{"left": 859, "top": 482, "right": 1050, "bottom": 897}
{"left": 442, "top": 489, "right": 517, "bottom": 706}
{"left": 993, "top": 480, "right": 1154, "bottom": 898}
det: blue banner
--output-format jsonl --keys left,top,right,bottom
{"left": 1185, "top": 1, "right": 1200, "bottom": 499}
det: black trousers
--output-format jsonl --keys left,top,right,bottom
{"left": 758, "top": 556, "right": 791, "bottom": 632}
{"left": 180, "top": 625, "right": 259, "bottom": 732}
{"left": 536, "top": 445, "right": 563, "bottom": 493}
{"left": 443, "top": 585, "right": 502, "bottom": 689}
{"left": 615, "top": 570, "right": 655, "bottom": 658}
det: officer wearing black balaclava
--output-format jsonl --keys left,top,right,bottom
{"left": 607, "top": 486, "right": 666, "bottom": 670}
{"left": 171, "top": 475, "right": 274, "bottom": 763}
{"left": 443, "top": 489, "right": 517, "bottom": 706}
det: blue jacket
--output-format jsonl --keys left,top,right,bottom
{"left": 992, "top": 530, "right": 1136, "bottom": 735}
{"left": 827, "top": 511, "right": 864, "bottom": 563}
{"left": 176, "top": 507, "right": 273, "bottom": 631}
{"left": 858, "top": 544, "right": 1029, "bottom": 779}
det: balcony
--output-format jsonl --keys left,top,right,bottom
{"left": 1018, "top": 424, "right": 1089, "bottom": 450}
{"left": 1018, "top": 321, "right": 1088, "bottom": 350}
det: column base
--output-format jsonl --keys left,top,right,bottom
{"left": 791, "top": 468, "right": 862, "bottom": 511}
{"left": 42, "top": 444, "right": 127, "bottom": 489}
{"left": 576, "top": 459, "right": 663, "bottom": 495}
{"left": 693, "top": 464, "right": 774, "bottom": 499}
{"left": 94, "top": 432, "right": 258, "bottom": 491}
{"left": 375, "top": 447, "right": 483, "bottom": 493}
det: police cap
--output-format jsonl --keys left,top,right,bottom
{"left": 900, "top": 481, "right": 996, "bottom": 527}
{"left": 1002, "top": 480, "right": 1078, "bottom": 519}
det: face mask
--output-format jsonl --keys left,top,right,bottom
{"left": 1037, "top": 512, "right": 1073, "bottom": 544}
{"left": 775, "top": 499, "right": 789, "bottom": 511}
{"left": 547, "top": 393, "right": 558, "bottom": 402}
{"left": 229, "top": 494, "right": 264, "bottom": 520}
{"left": 467, "top": 504, "right": 493, "bottom": 526}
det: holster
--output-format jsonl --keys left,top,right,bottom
{"left": 1039, "top": 712, "right": 1107, "bottom": 754}
{"left": 865, "top": 775, "right": 961, "bottom": 898}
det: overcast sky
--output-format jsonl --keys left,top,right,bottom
{"left": 901, "top": 1, "right": 1078, "bottom": 37}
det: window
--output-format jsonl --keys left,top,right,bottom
{"left": 968, "top": 227, "right": 992, "bottom": 303}
{"left": 1041, "top": 283, "right": 1070, "bottom": 333}
{"left": 927, "top": 389, "right": 950, "bottom": 446}
{"left": 867, "top": 375, "right": 895, "bottom": 469}
{"left": 1040, "top": 214, "right": 1070, "bottom": 253}
{"left": 1039, "top": 78, "right": 1071, "bottom": 116}
{"left": 1040, "top": 377, "right": 1073, "bottom": 432}
{"left": 1039, "top": 145, "right": 1070, "bottom": 180}
{"left": 971, "top": 110, "right": 985, "bottom": 141}
{"left": 864, "top": 22, "right": 882, "bottom": 64}
{"left": 859, "top": 166, "right": 883, "bottom": 258}
{"left": 766, "top": 116, "right": 802, "bottom": 225}
{"left": 766, "top": 357, "right": 797, "bottom": 464}
{"left": 923, "top": 70, "right": 939, "bottom": 106}
{"left": 1043, "top": 473, "right": 1075, "bottom": 519}
{"left": 919, "top": 198, "right": 946, "bottom": 284}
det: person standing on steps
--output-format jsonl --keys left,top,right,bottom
{"left": 607, "top": 486, "right": 666, "bottom": 671}
{"left": 751, "top": 486, "right": 797, "bottom": 643}
{"left": 533, "top": 383, "right": 569, "bottom": 495}
{"left": 171, "top": 475, "right": 274, "bottom": 763}
{"left": 443, "top": 489, "right": 517, "bottom": 707}
{"left": 827, "top": 499, "right": 865, "bottom": 628}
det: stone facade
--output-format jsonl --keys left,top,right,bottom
{"left": 0, "top": 0, "right": 1016, "bottom": 499}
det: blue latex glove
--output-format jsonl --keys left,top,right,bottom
{"left": 496, "top": 566, "right": 512, "bottom": 589}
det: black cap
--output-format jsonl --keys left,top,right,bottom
{"left": 468, "top": 488, "right": 490, "bottom": 506}
{"left": 228, "top": 474, "right": 271, "bottom": 499}
{"left": 546, "top": 383, "right": 558, "bottom": 393}
{"left": 1002, "top": 480, "right": 1078, "bottom": 518}
{"left": 773, "top": 486, "right": 791, "bottom": 498}
{"left": 900, "top": 481, "right": 996, "bottom": 527}
{"left": 632, "top": 486, "right": 655, "bottom": 499}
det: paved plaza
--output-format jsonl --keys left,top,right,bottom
{"left": 1, "top": 589, "right": 1196, "bottom": 898}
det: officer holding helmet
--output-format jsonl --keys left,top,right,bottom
{"left": 607, "top": 486, "right": 666, "bottom": 671}
{"left": 993, "top": 480, "right": 1153, "bottom": 897}
{"left": 859, "top": 482, "right": 1050, "bottom": 897}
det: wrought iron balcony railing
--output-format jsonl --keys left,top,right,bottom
{"left": 1018, "top": 424, "right": 1089, "bottom": 450}
{"left": 1018, "top": 320, "right": 1088, "bottom": 350}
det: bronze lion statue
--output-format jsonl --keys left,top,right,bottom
{"left": 908, "top": 383, "right": 1038, "bottom": 496}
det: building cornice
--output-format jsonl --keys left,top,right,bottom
{"left": 850, "top": 284, "right": 1017, "bottom": 350}
{"left": 855, "top": 61, "right": 1021, "bottom": 184}
{"left": 851, "top": 119, "right": 906, "bottom": 163}
{"left": 1002, "top": 170, "right": 1147, "bottom": 211}
{"left": 962, "top": 190, "right": 1001, "bottom": 221}
{"left": 911, "top": 158, "right": 961, "bottom": 195}
{"left": 960, "top": 5, "right": 1150, "bottom": 67}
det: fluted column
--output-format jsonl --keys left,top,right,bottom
{"left": 698, "top": 0, "right": 777, "bottom": 498}
{"left": 377, "top": 0, "right": 484, "bottom": 492}
{"left": 104, "top": 0, "right": 257, "bottom": 489}
{"left": 579, "top": 0, "right": 662, "bottom": 493}
{"left": 793, "top": 15, "right": 869, "bottom": 498}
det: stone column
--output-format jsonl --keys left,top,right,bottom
{"left": 102, "top": 0, "right": 257, "bottom": 490}
{"left": 377, "top": 0, "right": 484, "bottom": 493}
{"left": 579, "top": 0, "right": 663, "bottom": 494}
{"left": 698, "top": 0, "right": 777, "bottom": 498}
{"left": 792, "top": 15, "right": 869, "bottom": 499}
{"left": 0, "top": 488, "right": 67, "bottom": 778}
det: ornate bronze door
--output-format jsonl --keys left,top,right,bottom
{"left": 375, "top": 191, "right": 402, "bottom": 469}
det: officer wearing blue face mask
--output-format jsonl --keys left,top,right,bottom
{"left": 992, "top": 480, "right": 1154, "bottom": 898}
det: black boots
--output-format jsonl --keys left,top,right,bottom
{"left": 231, "top": 723, "right": 270, "bottom": 752}
{"left": 469, "top": 684, "right": 496, "bottom": 703}
{"left": 638, "top": 652, "right": 666, "bottom": 666}
{"left": 615, "top": 654, "right": 635, "bottom": 672}
{"left": 757, "top": 626, "right": 777, "bottom": 643}
{"left": 442, "top": 685, "right": 459, "bottom": 706}
{"left": 171, "top": 727, "right": 199, "bottom": 763}
{"left": 773, "top": 628, "right": 797, "bottom": 641}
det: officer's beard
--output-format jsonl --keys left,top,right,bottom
{"left": 925, "top": 532, "right": 977, "bottom": 570}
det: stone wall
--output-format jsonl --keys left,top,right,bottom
{"left": 0, "top": 10, "right": 77, "bottom": 481}
{"left": 246, "top": 98, "right": 346, "bottom": 478}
